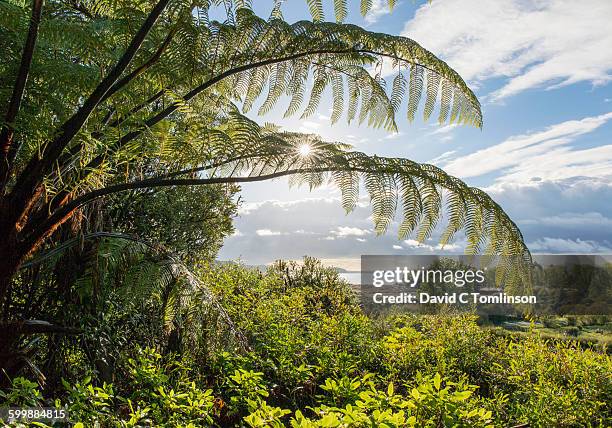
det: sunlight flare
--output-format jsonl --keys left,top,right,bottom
{"left": 298, "top": 143, "right": 312, "bottom": 157}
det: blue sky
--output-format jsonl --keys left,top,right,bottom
{"left": 218, "top": 0, "right": 612, "bottom": 270}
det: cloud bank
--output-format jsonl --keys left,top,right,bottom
{"left": 403, "top": 0, "right": 612, "bottom": 100}
{"left": 219, "top": 177, "right": 612, "bottom": 264}
{"left": 443, "top": 112, "right": 612, "bottom": 183}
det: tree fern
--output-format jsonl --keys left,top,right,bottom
{"left": 0, "top": 0, "right": 530, "bottom": 315}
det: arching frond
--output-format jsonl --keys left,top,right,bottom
{"left": 3, "top": 1, "right": 483, "bottom": 209}
{"left": 117, "top": 109, "right": 529, "bottom": 287}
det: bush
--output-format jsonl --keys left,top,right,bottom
{"left": 2, "top": 261, "right": 610, "bottom": 427}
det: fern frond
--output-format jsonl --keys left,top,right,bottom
{"left": 306, "top": 0, "right": 324, "bottom": 22}
{"left": 333, "top": 0, "right": 347, "bottom": 22}
{"left": 161, "top": 111, "right": 530, "bottom": 286}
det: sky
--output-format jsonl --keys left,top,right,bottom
{"left": 218, "top": 0, "right": 612, "bottom": 270}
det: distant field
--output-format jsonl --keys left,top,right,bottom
{"left": 489, "top": 318, "right": 612, "bottom": 349}
{"left": 346, "top": 279, "right": 611, "bottom": 348}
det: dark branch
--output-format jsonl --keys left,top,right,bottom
{"left": 23, "top": 168, "right": 333, "bottom": 249}
{"left": 30, "top": 154, "right": 255, "bottom": 235}
{"left": 100, "top": 29, "right": 177, "bottom": 104}
{"left": 13, "top": 319, "right": 81, "bottom": 335}
{"left": 0, "top": 0, "right": 44, "bottom": 188}
{"left": 9, "top": 0, "right": 171, "bottom": 221}
{"left": 161, "top": 155, "right": 258, "bottom": 179}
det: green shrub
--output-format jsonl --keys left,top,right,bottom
{"left": 3, "top": 261, "right": 610, "bottom": 427}
{"left": 60, "top": 348, "right": 216, "bottom": 427}
{"left": 0, "top": 377, "right": 43, "bottom": 407}
{"left": 487, "top": 335, "right": 611, "bottom": 427}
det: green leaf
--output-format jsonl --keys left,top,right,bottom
{"left": 433, "top": 373, "right": 441, "bottom": 390}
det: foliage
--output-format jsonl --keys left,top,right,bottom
{"left": 203, "top": 261, "right": 611, "bottom": 427}
{"left": 288, "top": 374, "right": 494, "bottom": 428}
{"left": 106, "top": 182, "right": 239, "bottom": 264}
{"left": 1, "top": 262, "right": 611, "bottom": 427}
{"left": 1, "top": 0, "right": 533, "bottom": 391}
{"left": 2, "top": 348, "right": 217, "bottom": 427}
{"left": 0, "top": 377, "right": 43, "bottom": 407}
{"left": 0, "top": 1, "right": 603, "bottom": 426}
{"left": 487, "top": 334, "right": 611, "bottom": 426}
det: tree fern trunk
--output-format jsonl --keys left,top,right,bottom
{"left": 0, "top": 231, "right": 23, "bottom": 319}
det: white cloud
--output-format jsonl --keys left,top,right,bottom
{"left": 298, "top": 120, "right": 322, "bottom": 132}
{"left": 403, "top": 0, "right": 612, "bottom": 100}
{"left": 403, "top": 239, "right": 461, "bottom": 252}
{"left": 428, "top": 150, "right": 457, "bottom": 165}
{"left": 528, "top": 237, "right": 612, "bottom": 253}
{"left": 486, "top": 177, "right": 612, "bottom": 217}
{"left": 427, "top": 124, "right": 458, "bottom": 142}
{"left": 393, "top": 245, "right": 403, "bottom": 250}
{"left": 331, "top": 226, "right": 372, "bottom": 237}
{"left": 520, "top": 212, "right": 612, "bottom": 228}
{"left": 364, "top": 0, "right": 392, "bottom": 24}
{"left": 442, "top": 112, "right": 612, "bottom": 183}
{"left": 383, "top": 131, "right": 405, "bottom": 140}
{"left": 256, "top": 229, "right": 283, "bottom": 236}
{"left": 294, "top": 229, "right": 318, "bottom": 235}
{"left": 429, "top": 124, "right": 458, "bottom": 135}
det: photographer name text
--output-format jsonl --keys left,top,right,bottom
{"left": 371, "top": 292, "right": 537, "bottom": 305}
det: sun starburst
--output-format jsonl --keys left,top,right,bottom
{"left": 298, "top": 143, "right": 312, "bottom": 157}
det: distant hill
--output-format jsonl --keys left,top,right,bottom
{"left": 215, "top": 260, "right": 349, "bottom": 273}
{"left": 215, "top": 260, "right": 268, "bottom": 271}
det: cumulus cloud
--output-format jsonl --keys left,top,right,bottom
{"left": 442, "top": 112, "right": 612, "bottom": 183}
{"left": 294, "top": 229, "right": 318, "bottom": 235}
{"left": 528, "top": 237, "right": 612, "bottom": 253}
{"left": 488, "top": 177, "right": 612, "bottom": 247}
{"left": 256, "top": 229, "right": 283, "bottom": 236}
{"left": 402, "top": 0, "right": 612, "bottom": 100}
{"left": 330, "top": 226, "right": 372, "bottom": 237}
{"left": 488, "top": 177, "right": 612, "bottom": 215}
{"left": 403, "top": 239, "right": 461, "bottom": 252}
{"left": 521, "top": 212, "right": 612, "bottom": 228}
